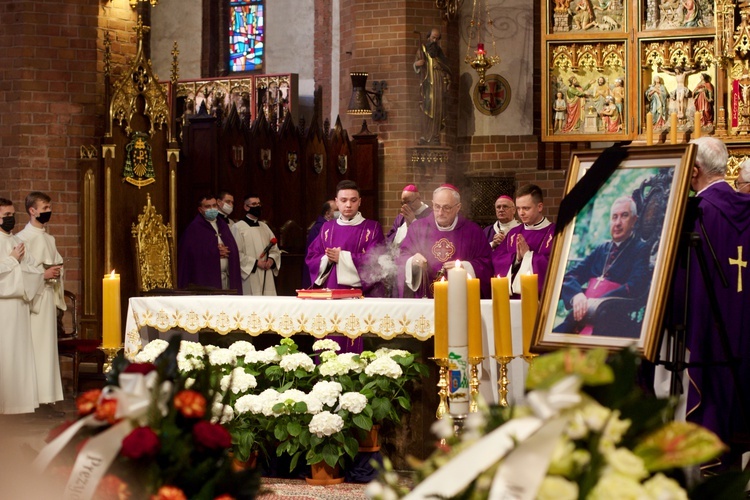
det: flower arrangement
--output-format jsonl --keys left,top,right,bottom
{"left": 366, "top": 348, "right": 749, "bottom": 499}
{"left": 38, "top": 337, "right": 259, "bottom": 499}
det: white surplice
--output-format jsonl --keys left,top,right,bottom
{"left": 17, "top": 222, "right": 65, "bottom": 404}
{"left": 0, "top": 231, "right": 44, "bottom": 414}
{"left": 230, "top": 218, "right": 281, "bottom": 296}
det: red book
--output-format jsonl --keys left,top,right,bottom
{"left": 296, "top": 288, "right": 363, "bottom": 300}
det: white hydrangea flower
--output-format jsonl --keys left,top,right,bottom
{"left": 643, "top": 473, "right": 688, "bottom": 500}
{"left": 244, "top": 346, "right": 281, "bottom": 364}
{"left": 279, "top": 388, "right": 308, "bottom": 404}
{"left": 364, "top": 356, "right": 403, "bottom": 379}
{"left": 318, "top": 359, "right": 350, "bottom": 377}
{"left": 179, "top": 340, "right": 205, "bottom": 357}
{"left": 338, "top": 353, "right": 366, "bottom": 373}
{"left": 603, "top": 448, "right": 649, "bottom": 480}
{"left": 219, "top": 367, "right": 258, "bottom": 394}
{"left": 177, "top": 355, "right": 204, "bottom": 373}
{"left": 339, "top": 392, "right": 368, "bottom": 414}
{"left": 184, "top": 377, "right": 195, "bottom": 389}
{"left": 279, "top": 352, "right": 315, "bottom": 372}
{"left": 537, "top": 476, "right": 578, "bottom": 500}
{"left": 320, "top": 351, "right": 338, "bottom": 362}
{"left": 262, "top": 397, "right": 284, "bottom": 417}
{"left": 311, "top": 381, "right": 343, "bottom": 407}
{"left": 228, "top": 340, "right": 256, "bottom": 356}
{"left": 134, "top": 339, "right": 169, "bottom": 363}
{"left": 211, "top": 401, "right": 234, "bottom": 424}
{"left": 305, "top": 394, "right": 324, "bottom": 415}
{"left": 308, "top": 411, "right": 345, "bottom": 437}
{"left": 258, "top": 388, "right": 280, "bottom": 401}
{"left": 313, "top": 339, "right": 341, "bottom": 352}
{"left": 208, "top": 348, "right": 236, "bottom": 366}
{"left": 234, "top": 394, "right": 257, "bottom": 415}
{"left": 374, "top": 347, "right": 410, "bottom": 359}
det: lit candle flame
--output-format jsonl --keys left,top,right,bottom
{"left": 109, "top": 270, "right": 116, "bottom": 278}
{"left": 455, "top": 260, "right": 462, "bottom": 269}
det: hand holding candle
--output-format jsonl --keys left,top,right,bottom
{"left": 102, "top": 270, "right": 121, "bottom": 348}
{"left": 520, "top": 273, "right": 538, "bottom": 357}
{"left": 491, "top": 276, "right": 513, "bottom": 357}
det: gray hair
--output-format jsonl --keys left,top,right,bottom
{"left": 433, "top": 186, "right": 460, "bottom": 204}
{"left": 690, "top": 137, "right": 728, "bottom": 179}
{"left": 740, "top": 158, "right": 750, "bottom": 183}
{"left": 612, "top": 196, "right": 637, "bottom": 217}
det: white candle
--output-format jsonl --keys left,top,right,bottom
{"left": 447, "top": 260, "right": 469, "bottom": 415}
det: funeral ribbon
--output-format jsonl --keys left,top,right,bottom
{"left": 33, "top": 371, "right": 170, "bottom": 500}
{"left": 404, "top": 376, "right": 582, "bottom": 500}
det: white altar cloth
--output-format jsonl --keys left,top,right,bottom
{"left": 125, "top": 295, "right": 528, "bottom": 405}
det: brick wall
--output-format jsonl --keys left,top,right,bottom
{"left": 0, "top": 1, "right": 136, "bottom": 297}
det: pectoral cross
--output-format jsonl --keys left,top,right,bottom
{"left": 729, "top": 245, "right": 747, "bottom": 293}
{"left": 593, "top": 276, "right": 605, "bottom": 289}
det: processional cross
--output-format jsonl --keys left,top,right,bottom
{"left": 729, "top": 245, "right": 747, "bottom": 293}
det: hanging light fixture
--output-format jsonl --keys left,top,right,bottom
{"left": 346, "top": 72, "right": 388, "bottom": 121}
{"left": 464, "top": 0, "right": 499, "bottom": 85}
{"left": 435, "top": 0, "right": 464, "bottom": 21}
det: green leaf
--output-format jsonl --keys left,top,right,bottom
{"left": 289, "top": 451, "right": 301, "bottom": 472}
{"left": 287, "top": 421, "right": 302, "bottom": 437}
{"left": 372, "top": 397, "right": 392, "bottom": 422}
{"left": 265, "top": 365, "right": 283, "bottom": 378}
{"left": 689, "top": 471, "right": 750, "bottom": 500}
{"left": 322, "top": 443, "right": 340, "bottom": 468}
{"left": 396, "top": 396, "right": 411, "bottom": 411}
{"left": 353, "top": 413, "right": 373, "bottom": 431}
{"left": 274, "top": 425, "right": 288, "bottom": 441}
{"left": 343, "top": 436, "right": 359, "bottom": 458}
{"left": 293, "top": 401, "right": 308, "bottom": 413}
{"left": 376, "top": 377, "right": 391, "bottom": 391}
{"left": 633, "top": 421, "right": 727, "bottom": 471}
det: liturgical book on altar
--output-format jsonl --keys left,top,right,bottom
{"left": 296, "top": 288, "right": 363, "bottom": 299}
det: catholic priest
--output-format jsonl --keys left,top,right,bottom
{"left": 493, "top": 184, "right": 555, "bottom": 295}
{"left": 0, "top": 197, "right": 44, "bottom": 414}
{"left": 483, "top": 195, "right": 520, "bottom": 248}
{"left": 398, "top": 184, "right": 492, "bottom": 298}
{"left": 385, "top": 184, "right": 432, "bottom": 247}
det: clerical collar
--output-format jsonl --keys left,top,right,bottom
{"left": 415, "top": 202, "right": 429, "bottom": 216}
{"left": 435, "top": 216, "right": 458, "bottom": 232}
{"left": 696, "top": 179, "right": 725, "bottom": 196}
{"left": 494, "top": 220, "right": 518, "bottom": 234}
{"left": 336, "top": 212, "right": 365, "bottom": 226}
{"left": 523, "top": 217, "right": 551, "bottom": 230}
{"left": 242, "top": 216, "right": 259, "bottom": 227}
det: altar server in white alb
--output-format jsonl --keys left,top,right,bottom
{"left": 231, "top": 194, "right": 281, "bottom": 295}
{"left": 17, "top": 191, "right": 65, "bottom": 405}
{"left": 0, "top": 197, "right": 44, "bottom": 414}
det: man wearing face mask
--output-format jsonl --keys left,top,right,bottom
{"left": 17, "top": 192, "right": 65, "bottom": 408}
{"left": 231, "top": 195, "right": 281, "bottom": 295}
{"left": 0, "top": 197, "right": 44, "bottom": 414}
{"left": 177, "top": 194, "right": 241, "bottom": 293}
{"left": 217, "top": 190, "right": 236, "bottom": 227}
{"left": 302, "top": 199, "right": 335, "bottom": 289}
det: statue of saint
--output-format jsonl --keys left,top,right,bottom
{"left": 414, "top": 28, "right": 451, "bottom": 145}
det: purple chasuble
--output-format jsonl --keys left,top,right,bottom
{"left": 398, "top": 214, "right": 492, "bottom": 298}
{"left": 674, "top": 182, "right": 750, "bottom": 455}
{"left": 493, "top": 222, "right": 556, "bottom": 295}
{"left": 385, "top": 207, "right": 433, "bottom": 244}
{"left": 177, "top": 214, "right": 242, "bottom": 293}
{"left": 305, "top": 218, "right": 385, "bottom": 297}
{"left": 302, "top": 216, "right": 327, "bottom": 289}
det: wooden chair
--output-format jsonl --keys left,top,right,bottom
{"left": 57, "top": 290, "right": 104, "bottom": 393}
{"left": 132, "top": 193, "right": 176, "bottom": 294}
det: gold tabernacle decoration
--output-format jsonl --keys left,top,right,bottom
{"left": 123, "top": 132, "right": 156, "bottom": 188}
{"left": 131, "top": 194, "right": 175, "bottom": 292}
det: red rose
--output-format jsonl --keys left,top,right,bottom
{"left": 95, "top": 398, "right": 119, "bottom": 424}
{"left": 121, "top": 426, "right": 160, "bottom": 459}
{"left": 123, "top": 362, "right": 157, "bottom": 375}
{"left": 174, "top": 390, "right": 206, "bottom": 418}
{"left": 95, "top": 474, "right": 131, "bottom": 500}
{"left": 150, "top": 485, "right": 187, "bottom": 500}
{"left": 193, "top": 420, "right": 232, "bottom": 449}
{"left": 46, "top": 420, "right": 75, "bottom": 443}
{"left": 76, "top": 389, "right": 101, "bottom": 416}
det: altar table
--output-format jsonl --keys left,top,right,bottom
{"left": 124, "top": 295, "right": 529, "bottom": 404}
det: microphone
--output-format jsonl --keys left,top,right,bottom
{"left": 259, "top": 237, "right": 277, "bottom": 260}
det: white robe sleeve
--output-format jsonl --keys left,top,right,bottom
{"left": 231, "top": 225, "right": 257, "bottom": 280}
{"left": 335, "top": 250, "right": 361, "bottom": 287}
{"left": 509, "top": 251, "right": 534, "bottom": 295}
{"left": 314, "top": 255, "right": 332, "bottom": 287}
{"left": 404, "top": 256, "right": 422, "bottom": 292}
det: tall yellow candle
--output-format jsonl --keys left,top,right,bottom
{"left": 433, "top": 279, "right": 449, "bottom": 358}
{"left": 102, "top": 271, "right": 121, "bottom": 348}
{"left": 669, "top": 112, "right": 678, "bottom": 144}
{"left": 467, "top": 278, "right": 482, "bottom": 358}
{"left": 491, "top": 276, "right": 513, "bottom": 357}
{"left": 646, "top": 112, "right": 653, "bottom": 146}
{"left": 520, "top": 273, "right": 538, "bottom": 357}
{"left": 694, "top": 110, "right": 701, "bottom": 139}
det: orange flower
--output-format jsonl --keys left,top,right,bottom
{"left": 213, "top": 495, "right": 235, "bottom": 500}
{"left": 76, "top": 389, "right": 102, "bottom": 416}
{"left": 95, "top": 474, "right": 131, "bottom": 500}
{"left": 95, "top": 398, "right": 119, "bottom": 424}
{"left": 150, "top": 485, "right": 187, "bottom": 500}
{"left": 173, "top": 390, "right": 206, "bottom": 418}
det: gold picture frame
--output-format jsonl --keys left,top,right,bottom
{"left": 533, "top": 144, "right": 696, "bottom": 360}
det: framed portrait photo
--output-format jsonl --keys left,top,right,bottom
{"left": 533, "top": 144, "right": 696, "bottom": 360}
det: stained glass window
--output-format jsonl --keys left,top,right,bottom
{"left": 229, "top": 0, "right": 264, "bottom": 72}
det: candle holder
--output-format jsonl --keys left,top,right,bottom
{"left": 522, "top": 353, "right": 537, "bottom": 364}
{"left": 99, "top": 345, "right": 122, "bottom": 373}
{"left": 467, "top": 356, "right": 484, "bottom": 413}
{"left": 429, "top": 357, "right": 450, "bottom": 419}
{"left": 491, "top": 355, "right": 515, "bottom": 407}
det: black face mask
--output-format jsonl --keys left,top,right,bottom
{"left": 36, "top": 211, "right": 52, "bottom": 224}
{"left": 1, "top": 215, "right": 15, "bottom": 233}
{"left": 247, "top": 206, "right": 262, "bottom": 219}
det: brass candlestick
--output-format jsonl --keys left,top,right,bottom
{"left": 429, "top": 357, "right": 450, "bottom": 419}
{"left": 468, "top": 356, "right": 484, "bottom": 413}
{"left": 522, "top": 353, "right": 537, "bottom": 364}
{"left": 491, "top": 355, "right": 515, "bottom": 407}
{"left": 99, "top": 345, "right": 122, "bottom": 373}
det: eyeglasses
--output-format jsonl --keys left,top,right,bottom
{"left": 735, "top": 180, "right": 750, "bottom": 191}
{"left": 432, "top": 203, "right": 458, "bottom": 213}
{"left": 495, "top": 205, "right": 514, "bottom": 211}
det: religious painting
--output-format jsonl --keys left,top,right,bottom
{"left": 472, "top": 74, "right": 511, "bottom": 116}
{"left": 641, "top": 0, "right": 714, "bottom": 31}
{"left": 548, "top": 0, "right": 627, "bottom": 34}
{"left": 533, "top": 145, "right": 695, "bottom": 360}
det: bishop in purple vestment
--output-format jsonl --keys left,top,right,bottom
{"left": 675, "top": 138, "right": 750, "bottom": 468}
{"left": 398, "top": 185, "right": 492, "bottom": 298}
{"left": 493, "top": 184, "right": 555, "bottom": 295}
{"left": 177, "top": 195, "right": 242, "bottom": 293}
{"left": 386, "top": 184, "right": 432, "bottom": 247}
